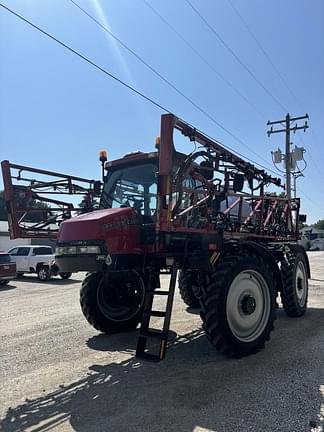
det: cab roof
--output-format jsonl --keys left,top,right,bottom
{"left": 105, "top": 152, "right": 158, "bottom": 170}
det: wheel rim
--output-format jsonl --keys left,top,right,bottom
{"left": 39, "top": 269, "right": 48, "bottom": 280}
{"left": 97, "top": 271, "right": 145, "bottom": 322}
{"left": 295, "top": 260, "right": 307, "bottom": 307}
{"left": 226, "top": 270, "right": 271, "bottom": 343}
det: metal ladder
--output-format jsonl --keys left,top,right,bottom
{"left": 136, "top": 262, "right": 178, "bottom": 362}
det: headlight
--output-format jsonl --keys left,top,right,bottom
{"left": 79, "top": 246, "right": 101, "bottom": 254}
{"left": 55, "top": 245, "right": 101, "bottom": 255}
{"left": 66, "top": 246, "right": 77, "bottom": 254}
{"left": 55, "top": 247, "right": 65, "bottom": 255}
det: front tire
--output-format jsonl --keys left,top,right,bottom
{"left": 80, "top": 271, "right": 145, "bottom": 333}
{"left": 281, "top": 252, "right": 308, "bottom": 317}
{"left": 200, "top": 253, "right": 277, "bottom": 358}
{"left": 0, "top": 280, "right": 9, "bottom": 285}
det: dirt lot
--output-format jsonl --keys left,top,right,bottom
{"left": 0, "top": 253, "right": 324, "bottom": 432}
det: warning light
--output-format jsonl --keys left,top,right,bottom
{"left": 99, "top": 150, "right": 108, "bottom": 163}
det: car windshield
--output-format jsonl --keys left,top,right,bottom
{"left": 100, "top": 163, "right": 157, "bottom": 220}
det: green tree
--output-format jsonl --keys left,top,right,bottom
{"left": 78, "top": 194, "right": 99, "bottom": 214}
{"left": 0, "top": 191, "right": 7, "bottom": 221}
{"left": 0, "top": 189, "right": 50, "bottom": 222}
{"left": 313, "top": 219, "right": 324, "bottom": 230}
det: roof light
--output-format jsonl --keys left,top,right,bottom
{"left": 99, "top": 150, "right": 108, "bottom": 162}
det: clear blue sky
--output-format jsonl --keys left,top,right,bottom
{"left": 0, "top": 0, "right": 323, "bottom": 223}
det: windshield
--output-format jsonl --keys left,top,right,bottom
{"left": 100, "top": 163, "right": 157, "bottom": 220}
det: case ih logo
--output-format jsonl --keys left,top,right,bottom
{"left": 102, "top": 217, "right": 138, "bottom": 231}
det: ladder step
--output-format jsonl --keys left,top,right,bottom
{"left": 136, "top": 263, "right": 178, "bottom": 361}
{"left": 143, "top": 310, "right": 166, "bottom": 318}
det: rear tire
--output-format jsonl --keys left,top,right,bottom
{"left": 37, "top": 266, "right": 50, "bottom": 281}
{"left": 60, "top": 272, "right": 72, "bottom": 280}
{"left": 281, "top": 252, "right": 308, "bottom": 317}
{"left": 80, "top": 271, "right": 145, "bottom": 333}
{"left": 200, "top": 253, "right": 277, "bottom": 358}
{"left": 178, "top": 270, "right": 200, "bottom": 308}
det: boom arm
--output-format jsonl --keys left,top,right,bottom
{"left": 156, "top": 114, "right": 300, "bottom": 241}
{"left": 1, "top": 160, "right": 99, "bottom": 239}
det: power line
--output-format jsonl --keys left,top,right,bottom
{"left": 226, "top": 0, "right": 324, "bottom": 191}
{"left": 228, "top": 0, "right": 324, "bottom": 189}
{"left": 228, "top": 0, "right": 324, "bottom": 180}
{"left": 67, "top": 0, "right": 273, "bottom": 168}
{"left": 185, "top": 0, "right": 288, "bottom": 112}
{"left": 143, "top": 0, "right": 266, "bottom": 120}
{"left": 227, "top": 0, "right": 304, "bottom": 110}
{"left": 196, "top": 129, "right": 284, "bottom": 179}
{"left": 299, "top": 187, "right": 324, "bottom": 213}
{"left": 0, "top": 4, "right": 170, "bottom": 113}
{"left": 0, "top": 2, "right": 283, "bottom": 179}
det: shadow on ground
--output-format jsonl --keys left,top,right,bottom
{"left": 185, "top": 306, "right": 200, "bottom": 315}
{"left": 0, "top": 283, "right": 16, "bottom": 291}
{"left": 15, "top": 276, "right": 80, "bottom": 286}
{"left": 1, "top": 309, "right": 323, "bottom": 432}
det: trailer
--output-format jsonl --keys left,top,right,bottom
{"left": 1, "top": 114, "right": 310, "bottom": 361}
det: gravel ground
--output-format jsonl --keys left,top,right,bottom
{"left": 0, "top": 252, "right": 323, "bottom": 432}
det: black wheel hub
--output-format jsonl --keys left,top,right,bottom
{"left": 241, "top": 295, "right": 257, "bottom": 315}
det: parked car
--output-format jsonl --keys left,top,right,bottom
{"left": 7, "top": 245, "right": 71, "bottom": 281}
{"left": 8, "top": 245, "right": 53, "bottom": 281}
{"left": 0, "top": 251, "right": 16, "bottom": 285}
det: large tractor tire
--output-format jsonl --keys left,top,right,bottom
{"left": 178, "top": 270, "right": 200, "bottom": 308}
{"left": 281, "top": 251, "right": 308, "bottom": 317}
{"left": 80, "top": 270, "right": 145, "bottom": 333}
{"left": 200, "top": 253, "right": 277, "bottom": 358}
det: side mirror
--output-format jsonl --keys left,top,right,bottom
{"left": 233, "top": 173, "right": 245, "bottom": 192}
{"left": 199, "top": 161, "right": 214, "bottom": 180}
{"left": 93, "top": 181, "right": 101, "bottom": 197}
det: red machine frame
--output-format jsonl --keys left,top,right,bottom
{"left": 1, "top": 114, "right": 300, "bottom": 243}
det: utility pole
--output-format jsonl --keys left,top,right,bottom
{"left": 267, "top": 113, "right": 309, "bottom": 199}
{"left": 293, "top": 173, "right": 304, "bottom": 198}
